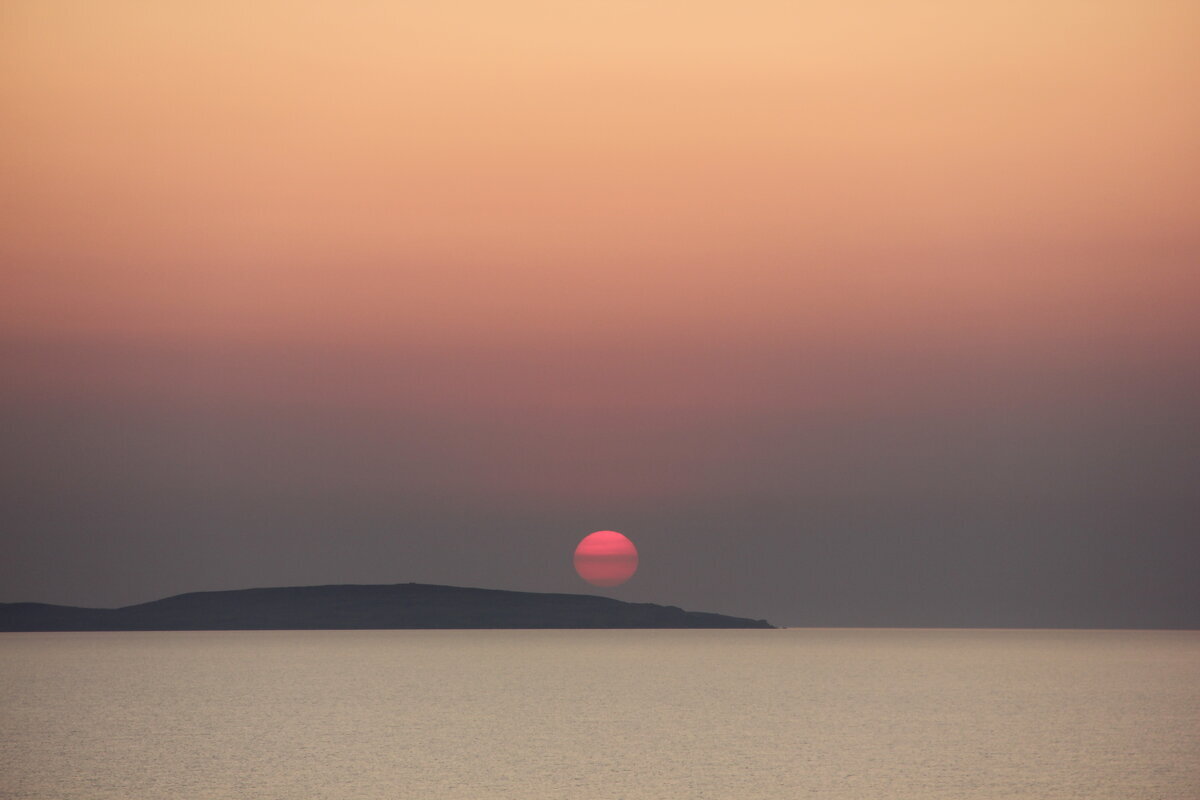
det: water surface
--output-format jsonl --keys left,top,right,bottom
{"left": 2, "top": 629, "right": 1197, "bottom": 798}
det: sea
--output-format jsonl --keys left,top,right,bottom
{"left": 1, "top": 629, "right": 1197, "bottom": 799}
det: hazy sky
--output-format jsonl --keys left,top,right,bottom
{"left": 3, "top": 1, "right": 1198, "bottom": 626}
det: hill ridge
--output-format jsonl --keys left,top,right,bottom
{"left": 0, "top": 582, "right": 773, "bottom": 631}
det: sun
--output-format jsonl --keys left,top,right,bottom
{"left": 573, "top": 530, "right": 638, "bottom": 587}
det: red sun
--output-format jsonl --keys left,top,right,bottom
{"left": 574, "top": 530, "right": 638, "bottom": 587}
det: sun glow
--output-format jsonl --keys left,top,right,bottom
{"left": 573, "top": 531, "right": 639, "bottom": 588}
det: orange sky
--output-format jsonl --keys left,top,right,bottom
{"left": 3, "top": 0, "right": 1197, "bottom": 354}
{"left": 1, "top": 0, "right": 1195, "bottom": 513}
{"left": 2, "top": 2, "right": 1199, "bottom": 617}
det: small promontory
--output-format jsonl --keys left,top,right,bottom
{"left": 0, "top": 583, "right": 773, "bottom": 631}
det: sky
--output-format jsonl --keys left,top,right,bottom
{"left": 2, "top": 0, "right": 1198, "bottom": 627}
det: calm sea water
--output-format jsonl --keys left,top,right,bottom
{"left": 1, "top": 629, "right": 1197, "bottom": 799}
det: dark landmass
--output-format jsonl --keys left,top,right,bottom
{"left": 0, "top": 583, "right": 773, "bottom": 631}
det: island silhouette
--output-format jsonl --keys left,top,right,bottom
{"left": 0, "top": 583, "right": 773, "bottom": 631}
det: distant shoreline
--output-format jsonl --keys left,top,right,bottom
{"left": 0, "top": 583, "right": 774, "bottom": 631}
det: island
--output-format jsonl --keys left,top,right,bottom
{"left": 0, "top": 583, "right": 774, "bottom": 631}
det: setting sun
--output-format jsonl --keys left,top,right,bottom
{"left": 574, "top": 531, "right": 639, "bottom": 588}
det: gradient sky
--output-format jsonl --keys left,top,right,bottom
{"left": 3, "top": 1, "right": 1198, "bottom": 626}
